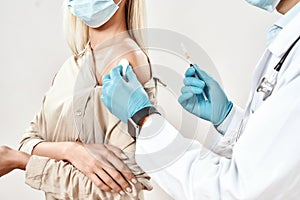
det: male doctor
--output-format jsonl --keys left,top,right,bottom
{"left": 101, "top": 0, "right": 300, "bottom": 199}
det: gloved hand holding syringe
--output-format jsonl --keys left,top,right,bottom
{"left": 179, "top": 44, "right": 233, "bottom": 126}
{"left": 181, "top": 43, "right": 208, "bottom": 101}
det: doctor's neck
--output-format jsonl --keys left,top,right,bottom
{"left": 276, "top": 0, "right": 300, "bottom": 14}
{"left": 89, "top": 1, "right": 128, "bottom": 50}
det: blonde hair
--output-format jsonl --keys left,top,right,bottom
{"left": 63, "top": 0, "right": 147, "bottom": 59}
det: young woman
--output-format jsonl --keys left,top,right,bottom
{"left": 19, "top": 0, "right": 155, "bottom": 199}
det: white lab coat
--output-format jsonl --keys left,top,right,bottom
{"left": 135, "top": 12, "right": 300, "bottom": 200}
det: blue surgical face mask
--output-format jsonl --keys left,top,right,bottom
{"left": 244, "top": 0, "right": 281, "bottom": 12}
{"left": 68, "top": 0, "right": 122, "bottom": 28}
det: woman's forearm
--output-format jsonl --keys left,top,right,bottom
{"left": 32, "top": 142, "right": 75, "bottom": 162}
{"left": 32, "top": 142, "right": 136, "bottom": 195}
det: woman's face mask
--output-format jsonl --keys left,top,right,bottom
{"left": 68, "top": 0, "right": 122, "bottom": 28}
{"left": 244, "top": 0, "right": 281, "bottom": 12}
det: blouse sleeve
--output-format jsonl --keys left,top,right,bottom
{"left": 19, "top": 57, "right": 148, "bottom": 199}
{"left": 19, "top": 97, "right": 47, "bottom": 154}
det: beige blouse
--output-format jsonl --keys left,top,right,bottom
{"left": 19, "top": 36, "right": 156, "bottom": 200}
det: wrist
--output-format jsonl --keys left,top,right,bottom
{"left": 138, "top": 115, "right": 151, "bottom": 127}
{"left": 131, "top": 103, "right": 153, "bottom": 119}
{"left": 16, "top": 151, "right": 30, "bottom": 170}
{"left": 128, "top": 107, "right": 161, "bottom": 139}
{"left": 132, "top": 106, "right": 159, "bottom": 125}
{"left": 63, "top": 142, "right": 81, "bottom": 162}
{"left": 224, "top": 101, "right": 234, "bottom": 122}
{"left": 214, "top": 101, "right": 234, "bottom": 126}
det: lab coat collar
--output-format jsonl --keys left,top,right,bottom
{"left": 268, "top": 11, "right": 300, "bottom": 57}
{"left": 274, "top": 2, "right": 300, "bottom": 30}
{"left": 267, "top": 3, "right": 300, "bottom": 45}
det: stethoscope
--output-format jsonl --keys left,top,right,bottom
{"left": 236, "top": 35, "right": 300, "bottom": 141}
{"left": 257, "top": 35, "right": 300, "bottom": 101}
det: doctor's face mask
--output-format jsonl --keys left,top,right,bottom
{"left": 244, "top": 0, "right": 281, "bottom": 12}
{"left": 68, "top": 0, "right": 122, "bottom": 28}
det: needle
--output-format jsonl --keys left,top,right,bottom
{"left": 181, "top": 43, "right": 208, "bottom": 101}
{"left": 181, "top": 43, "right": 194, "bottom": 67}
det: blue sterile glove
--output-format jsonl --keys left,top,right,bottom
{"left": 178, "top": 64, "right": 233, "bottom": 126}
{"left": 101, "top": 65, "right": 153, "bottom": 122}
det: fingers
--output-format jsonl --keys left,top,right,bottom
{"left": 102, "top": 74, "right": 111, "bottom": 84}
{"left": 178, "top": 92, "right": 198, "bottom": 111}
{"left": 88, "top": 173, "right": 111, "bottom": 192}
{"left": 181, "top": 86, "right": 204, "bottom": 95}
{"left": 106, "top": 151, "right": 136, "bottom": 183}
{"left": 185, "top": 64, "right": 214, "bottom": 88}
{"left": 105, "top": 144, "right": 137, "bottom": 184}
{"left": 110, "top": 65, "right": 123, "bottom": 80}
{"left": 185, "top": 67, "right": 196, "bottom": 77}
{"left": 184, "top": 77, "right": 206, "bottom": 88}
{"left": 90, "top": 155, "right": 133, "bottom": 195}
{"left": 94, "top": 168, "right": 127, "bottom": 196}
{"left": 102, "top": 66, "right": 122, "bottom": 85}
{"left": 192, "top": 64, "right": 212, "bottom": 83}
{"left": 125, "top": 66, "right": 138, "bottom": 82}
{"left": 101, "top": 84, "right": 112, "bottom": 111}
{"left": 105, "top": 65, "right": 136, "bottom": 82}
{"left": 101, "top": 160, "right": 133, "bottom": 194}
{"left": 178, "top": 92, "right": 194, "bottom": 105}
{"left": 101, "top": 66, "right": 124, "bottom": 110}
{"left": 104, "top": 144, "right": 128, "bottom": 160}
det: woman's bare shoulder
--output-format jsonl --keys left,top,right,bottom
{"left": 100, "top": 40, "right": 151, "bottom": 85}
{"left": 123, "top": 49, "right": 151, "bottom": 84}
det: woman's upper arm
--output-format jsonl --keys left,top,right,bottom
{"left": 19, "top": 102, "right": 46, "bottom": 154}
{"left": 19, "top": 58, "right": 74, "bottom": 154}
{"left": 100, "top": 50, "right": 151, "bottom": 85}
{"left": 125, "top": 50, "right": 151, "bottom": 85}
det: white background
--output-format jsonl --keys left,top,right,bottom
{"left": 0, "top": 0, "right": 279, "bottom": 199}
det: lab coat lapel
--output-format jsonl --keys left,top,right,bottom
{"left": 244, "top": 50, "right": 270, "bottom": 110}
{"left": 246, "top": 12, "right": 300, "bottom": 108}
{"left": 251, "top": 50, "right": 270, "bottom": 91}
{"left": 268, "top": 12, "right": 300, "bottom": 58}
